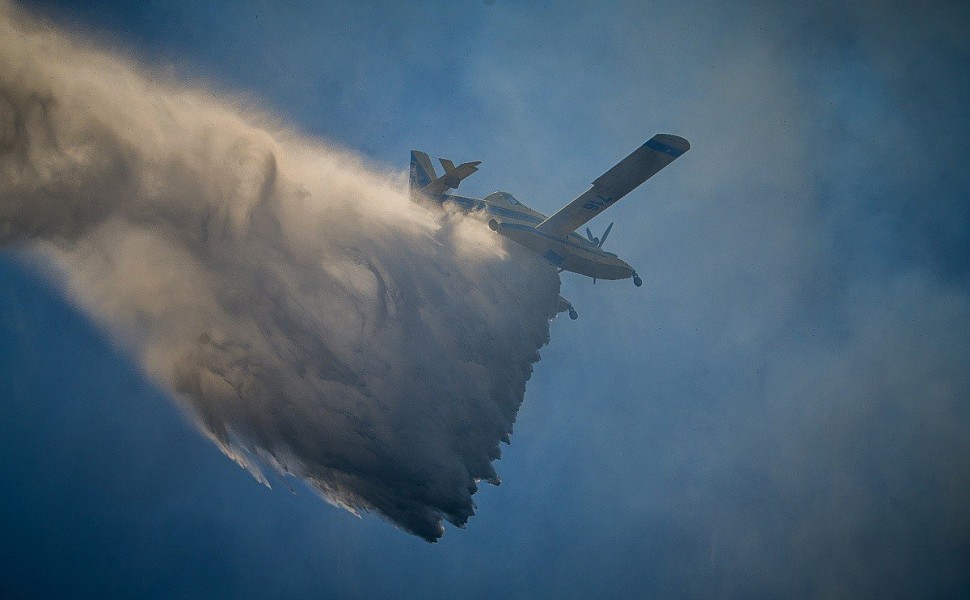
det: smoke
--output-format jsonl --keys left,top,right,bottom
{"left": 0, "top": 1, "right": 561, "bottom": 541}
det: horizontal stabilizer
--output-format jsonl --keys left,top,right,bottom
{"left": 409, "top": 150, "right": 481, "bottom": 199}
{"left": 536, "top": 134, "right": 689, "bottom": 238}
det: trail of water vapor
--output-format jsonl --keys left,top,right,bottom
{"left": 0, "top": 1, "right": 560, "bottom": 541}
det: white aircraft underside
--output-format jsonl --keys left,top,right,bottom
{"left": 409, "top": 134, "right": 690, "bottom": 318}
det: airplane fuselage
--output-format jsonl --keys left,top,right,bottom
{"left": 409, "top": 134, "right": 689, "bottom": 292}
{"left": 441, "top": 192, "right": 636, "bottom": 281}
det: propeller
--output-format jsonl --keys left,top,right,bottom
{"left": 585, "top": 222, "right": 614, "bottom": 248}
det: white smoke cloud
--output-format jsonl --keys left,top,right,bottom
{"left": 0, "top": 2, "right": 560, "bottom": 541}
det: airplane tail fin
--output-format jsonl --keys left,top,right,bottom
{"left": 410, "top": 150, "right": 437, "bottom": 196}
{"left": 409, "top": 150, "right": 481, "bottom": 201}
{"left": 439, "top": 158, "right": 456, "bottom": 173}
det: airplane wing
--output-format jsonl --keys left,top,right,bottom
{"left": 535, "top": 134, "right": 689, "bottom": 238}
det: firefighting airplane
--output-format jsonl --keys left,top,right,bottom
{"left": 409, "top": 134, "right": 690, "bottom": 319}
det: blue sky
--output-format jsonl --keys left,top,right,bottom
{"left": 2, "top": 0, "right": 969, "bottom": 597}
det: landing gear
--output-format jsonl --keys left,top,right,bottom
{"left": 633, "top": 271, "right": 643, "bottom": 287}
{"left": 557, "top": 295, "right": 579, "bottom": 321}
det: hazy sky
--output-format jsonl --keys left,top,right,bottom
{"left": 2, "top": 0, "right": 969, "bottom": 598}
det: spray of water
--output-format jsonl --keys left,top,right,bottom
{"left": 0, "top": 1, "right": 560, "bottom": 541}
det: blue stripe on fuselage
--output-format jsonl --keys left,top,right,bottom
{"left": 500, "top": 222, "right": 617, "bottom": 259}
{"left": 543, "top": 249, "right": 565, "bottom": 265}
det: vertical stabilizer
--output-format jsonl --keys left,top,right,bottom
{"left": 410, "top": 150, "right": 437, "bottom": 197}
{"left": 409, "top": 150, "right": 481, "bottom": 201}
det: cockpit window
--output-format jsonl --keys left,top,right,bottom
{"left": 484, "top": 191, "right": 520, "bottom": 206}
